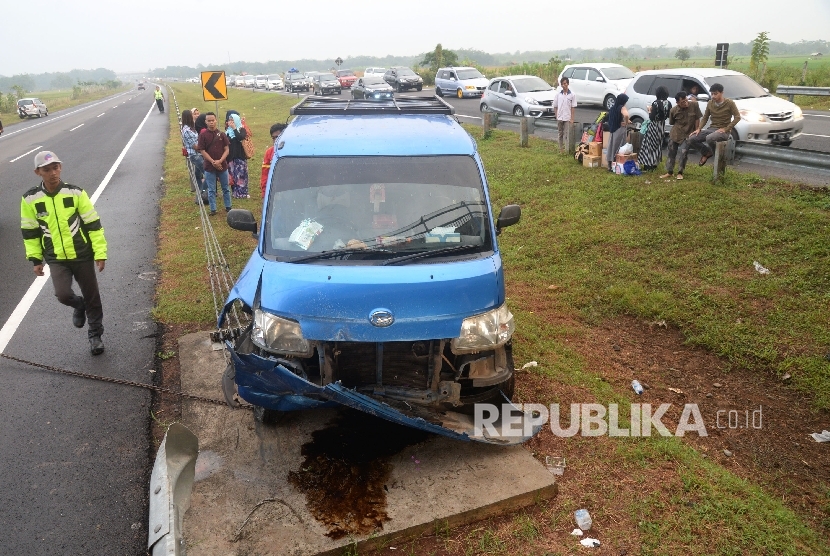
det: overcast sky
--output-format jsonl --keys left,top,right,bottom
{"left": 4, "top": 0, "right": 829, "bottom": 75}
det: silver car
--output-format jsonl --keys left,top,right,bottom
{"left": 479, "top": 76, "right": 557, "bottom": 118}
{"left": 18, "top": 98, "right": 48, "bottom": 118}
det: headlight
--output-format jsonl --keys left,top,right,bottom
{"left": 524, "top": 96, "right": 540, "bottom": 105}
{"left": 793, "top": 106, "right": 803, "bottom": 119}
{"left": 251, "top": 309, "right": 312, "bottom": 356}
{"left": 740, "top": 109, "right": 767, "bottom": 123}
{"left": 451, "top": 304, "right": 515, "bottom": 354}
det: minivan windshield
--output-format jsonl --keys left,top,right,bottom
{"left": 602, "top": 66, "right": 635, "bottom": 80}
{"left": 457, "top": 69, "right": 485, "bottom": 80}
{"left": 264, "top": 156, "right": 491, "bottom": 262}
{"left": 512, "top": 77, "right": 553, "bottom": 93}
{"left": 318, "top": 73, "right": 337, "bottom": 81}
{"left": 704, "top": 74, "right": 769, "bottom": 99}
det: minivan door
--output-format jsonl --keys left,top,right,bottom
{"left": 568, "top": 68, "right": 590, "bottom": 103}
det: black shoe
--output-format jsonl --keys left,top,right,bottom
{"left": 210, "top": 210, "right": 217, "bottom": 216}
{"left": 73, "top": 297, "right": 86, "bottom": 328}
{"left": 224, "top": 207, "right": 231, "bottom": 213}
{"left": 89, "top": 336, "right": 104, "bottom": 355}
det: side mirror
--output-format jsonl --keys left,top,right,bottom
{"left": 506, "top": 90, "right": 515, "bottom": 97}
{"left": 595, "top": 76, "right": 605, "bottom": 82}
{"left": 496, "top": 205, "right": 521, "bottom": 234}
{"left": 227, "top": 209, "right": 258, "bottom": 234}
{"left": 697, "top": 93, "right": 710, "bottom": 102}
{"left": 763, "top": 87, "right": 769, "bottom": 93}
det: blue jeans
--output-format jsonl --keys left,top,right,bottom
{"left": 204, "top": 168, "right": 231, "bottom": 212}
{"left": 188, "top": 153, "right": 205, "bottom": 192}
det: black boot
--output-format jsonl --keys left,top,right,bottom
{"left": 89, "top": 336, "right": 104, "bottom": 355}
{"left": 73, "top": 297, "right": 86, "bottom": 328}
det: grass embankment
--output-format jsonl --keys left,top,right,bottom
{"left": 154, "top": 84, "right": 830, "bottom": 554}
{"left": 0, "top": 85, "right": 132, "bottom": 124}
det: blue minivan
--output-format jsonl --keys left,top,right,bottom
{"left": 221, "top": 96, "right": 536, "bottom": 444}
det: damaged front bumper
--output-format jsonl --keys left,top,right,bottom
{"left": 225, "top": 336, "right": 541, "bottom": 445}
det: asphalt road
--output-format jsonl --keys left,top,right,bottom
{"left": 0, "top": 89, "right": 166, "bottom": 553}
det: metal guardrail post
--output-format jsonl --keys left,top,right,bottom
{"left": 520, "top": 117, "right": 529, "bottom": 147}
{"left": 483, "top": 112, "right": 493, "bottom": 136}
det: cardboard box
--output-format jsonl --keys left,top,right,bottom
{"left": 615, "top": 153, "right": 638, "bottom": 164}
{"left": 583, "top": 154, "right": 602, "bottom": 168}
{"left": 588, "top": 142, "right": 602, "bottom": 156}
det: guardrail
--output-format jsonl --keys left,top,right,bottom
{"left": 732, "top": 141, "right": 830, "bottom": 176}
{"left": 776, "top": 85, "right": 830, "bottom": 102}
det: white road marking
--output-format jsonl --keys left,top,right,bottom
{"left": 0, "top": 103, "right": 157, "bottom": 354}
{"left": 0, "top": 91, "right": 131, "bottom": 141}
{"left": 69, "top": 124, "right": 84, "bottom": 131}
{"left": 97, "top": 113, "right": 105, "bottom": 117}
{"left": 457, "top": 115, "right": 482, "bottom": 121}
{"left": 9, "top": 145, "right": 44, "bottom": 163}
{"left": 801, "top": 133, "right": 830, "bottom": 138}
{"left": 804, "top": 114, "right": 830, "bottom": 118}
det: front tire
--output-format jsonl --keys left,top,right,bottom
{"left": 604, "top": 94, "right": 616, "bottom": 111}
{"left": 480, "top": 103, "right": 489, "bottom": 113}
{"left": 456, "top": 88, "right": 463, "bottom": 99}
{"left": 416, "top": 85, "right": 422, "bottom": 92}
{"left": 513, "top": 105, "right": 525, "bottom": 117}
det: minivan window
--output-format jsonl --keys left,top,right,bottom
{"left": 705, "top": 74, "right": 769, "bottom": 99}
{"left": 587, "top": 69, "right": 602, "bottom": 82}
{"left": 456, "top": 69, "right": 484, "bottom": 80}
{"left": 602, "top": 66, "right": 635, "bottom": 80}
{"left": 570, "top": 68, "right": 588, "bottom": 81}
{"left": 633, "top": 75, "right": 656, "bottom": 94}
{"left": 649, "top": 76, "right": 683, "bottom": 97}
{"left": 264, "top": 156, "right": 491, "bottom": 261}
{"left": 560, "top": 68, "right": 574, "bottom": 80}
{"left": 512, "top": 77, "right": 553, "bottom": 93}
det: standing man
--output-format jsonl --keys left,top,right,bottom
{"left": 689, "top": 83, "right": 740, "bottom": 166}
{"left": 154, "top": 85, "right": 165, "bottom": 113}
{"left": 196, "top": 112, "right": 232, "bottom": 216}
{"left": 554, "top": 77, "right": 577, "bottom": 154}
{"left": 660, "top": 91, "right": 702, "bottom": 180}
{"left": 20, "top": 152, "right": 108, "bottom": 355}
{"left": 261, "top": 123, "right": 286, "bottom": 199}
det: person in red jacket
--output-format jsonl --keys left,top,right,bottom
{"left": 261, "top": 123, "right": 286, "bottom": 199}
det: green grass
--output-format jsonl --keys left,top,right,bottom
{"left": 153, "top": 88, "right": 830, "bottom": 553}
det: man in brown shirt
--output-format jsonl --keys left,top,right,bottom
{"left": 196, "top": 112, "right": 232, "bottom": 215}
{"left": 689, "top": 82, "right": 741, "bottom": 166}
{"left": 660, "top": 91, "right": 703, "bottom": 180}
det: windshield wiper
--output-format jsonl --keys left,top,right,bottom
{"left": 382, "top": 244, "right": 481, "bottom": 266}
{"left": 287, "top": 247, "right": 392, "bottom": 263}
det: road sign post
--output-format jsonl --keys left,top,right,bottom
{"left": 715, "top": 43, "right": 729, "bottom": 68}
{"left": 335, "top": 57, "right": 343, "bottom": 69}
{"left": 201, "top": 71, "right": 228, "bottom": 102}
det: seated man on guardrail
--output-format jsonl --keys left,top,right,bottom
{"left": 660, "top": 91, "right": 702, "bottom": 180}
{"left": 688, "top": 83, "right": 740, "bottom": 166}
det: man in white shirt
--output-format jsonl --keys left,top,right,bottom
{"left": 554, "top": 77, "right": 577, "bottom": 153}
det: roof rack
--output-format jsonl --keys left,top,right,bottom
{"left": 290, "top": 96, "right": 455, "bottom": 116}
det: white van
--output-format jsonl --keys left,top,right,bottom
{"left": 624, "top": 68, "right": 804, "bottom": 145}
{"left": 254, "top": 75, "right": 268, "bottom": 89}
{"left": 556, "top": 63, "right": 635, "bottom": 110}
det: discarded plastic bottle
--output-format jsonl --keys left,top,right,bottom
{"left": 574, "top": 509, "right": 593, "bottom": 531}
{"left": 631, "top": 380, "right": 644, "bottom": 395}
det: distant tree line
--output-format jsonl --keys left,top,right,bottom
{"left": 0, "top": 68, "right": 118, "bottom": 93}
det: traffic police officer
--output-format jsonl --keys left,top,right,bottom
{"left": 20, "top": 151, "right": 108, "bottom": 355}
{"left": 154, "top": 85, "right": 164, "bottom": 113}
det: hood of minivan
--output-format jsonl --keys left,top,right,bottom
{"left": 730, "top": 95, "right": 797, "bottom": 114}
{"left": 224, "top": 255, "right": 503, "bottom": 342}
{"left": 463, "top": 77, "right": 490, "bottom": 88}
{"left": 610, "top": 78, "right": 633, "bottom": 92}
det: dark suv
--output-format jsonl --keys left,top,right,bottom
{"left": 384, "top": 67, "right": 424, "bottom": 92}
{"left": 312, "top": 73, "right": 342, "bottom": 96}
{"left": 285, "top": 73, "right": 311, "bottom": 93}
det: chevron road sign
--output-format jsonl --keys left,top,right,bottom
{"left": 201, "top": 71, "right": 228, "bottom": 101}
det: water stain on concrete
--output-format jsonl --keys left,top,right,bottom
{"left": 288, "top": 409, "right": 430, "bottom": 539}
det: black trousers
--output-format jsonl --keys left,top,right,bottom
{"left": 156, "top": 98, "right": 164, "bottom": 112}
{"left": 50, "top": 260, "right": 104, "bottom": 338}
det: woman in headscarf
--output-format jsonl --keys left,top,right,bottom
{"left": 180, "top": 109, "right": 205, "bottom": 198}
{"left": 638, "top": 86, "right": 671, "bottom": 171}
{"left": 605, "top": 93, "right": 630, "bottom": 171}
{"left": 225, "top": 110, "right": 250, "bottom": 198}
